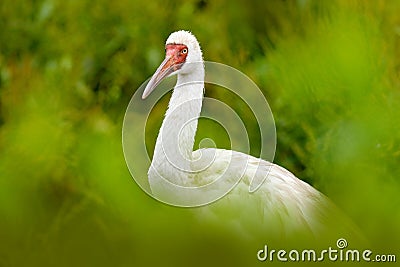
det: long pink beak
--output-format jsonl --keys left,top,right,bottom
{"left": 142, "top": 56, "right": 176, "bottom": 99}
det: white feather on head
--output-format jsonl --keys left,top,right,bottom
{"left": 166, "top": 30, "right": 203, "bottom": 64}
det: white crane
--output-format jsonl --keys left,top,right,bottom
{"left": 142, "top": 30, "right": 363, "bottom": 243}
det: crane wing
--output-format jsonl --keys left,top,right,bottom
{"left": 191, "top": 148, "right": 366, "bottom": 246}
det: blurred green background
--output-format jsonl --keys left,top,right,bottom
{"left": 1, "top": 0, "right": 399, "bottom": 266}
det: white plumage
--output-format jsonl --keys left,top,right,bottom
{"left": 142, "top": 30, "right": 363, "bottom": 243}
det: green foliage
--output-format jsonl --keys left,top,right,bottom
{"left": 0, "top": 0, "right": 399, "bottom": 266}
{"left": 263, "top": 3, "right": 400, "bottom": 250}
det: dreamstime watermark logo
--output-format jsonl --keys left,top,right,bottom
{"left": 257, "top": 238, "right": 397, "bottom": 263}
{"left": 122, "top": 61, "right": 276, "bottom": 207}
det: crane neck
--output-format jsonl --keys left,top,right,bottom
{"left": 149, "top": 62, "right": 204, "bottom": 186}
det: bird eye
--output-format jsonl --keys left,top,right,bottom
{"left": 181, "top": 48, "right": 188, "bottom": 54}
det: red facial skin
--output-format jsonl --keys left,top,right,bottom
{"left": 142, "top": 44, "right": 188, "bottom": 99}
{"left": 165, "top": 44, "right": 188, "bottom": 71}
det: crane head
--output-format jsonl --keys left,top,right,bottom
{"left": 142, "top": 30, "right": 203, "bottom": 99}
